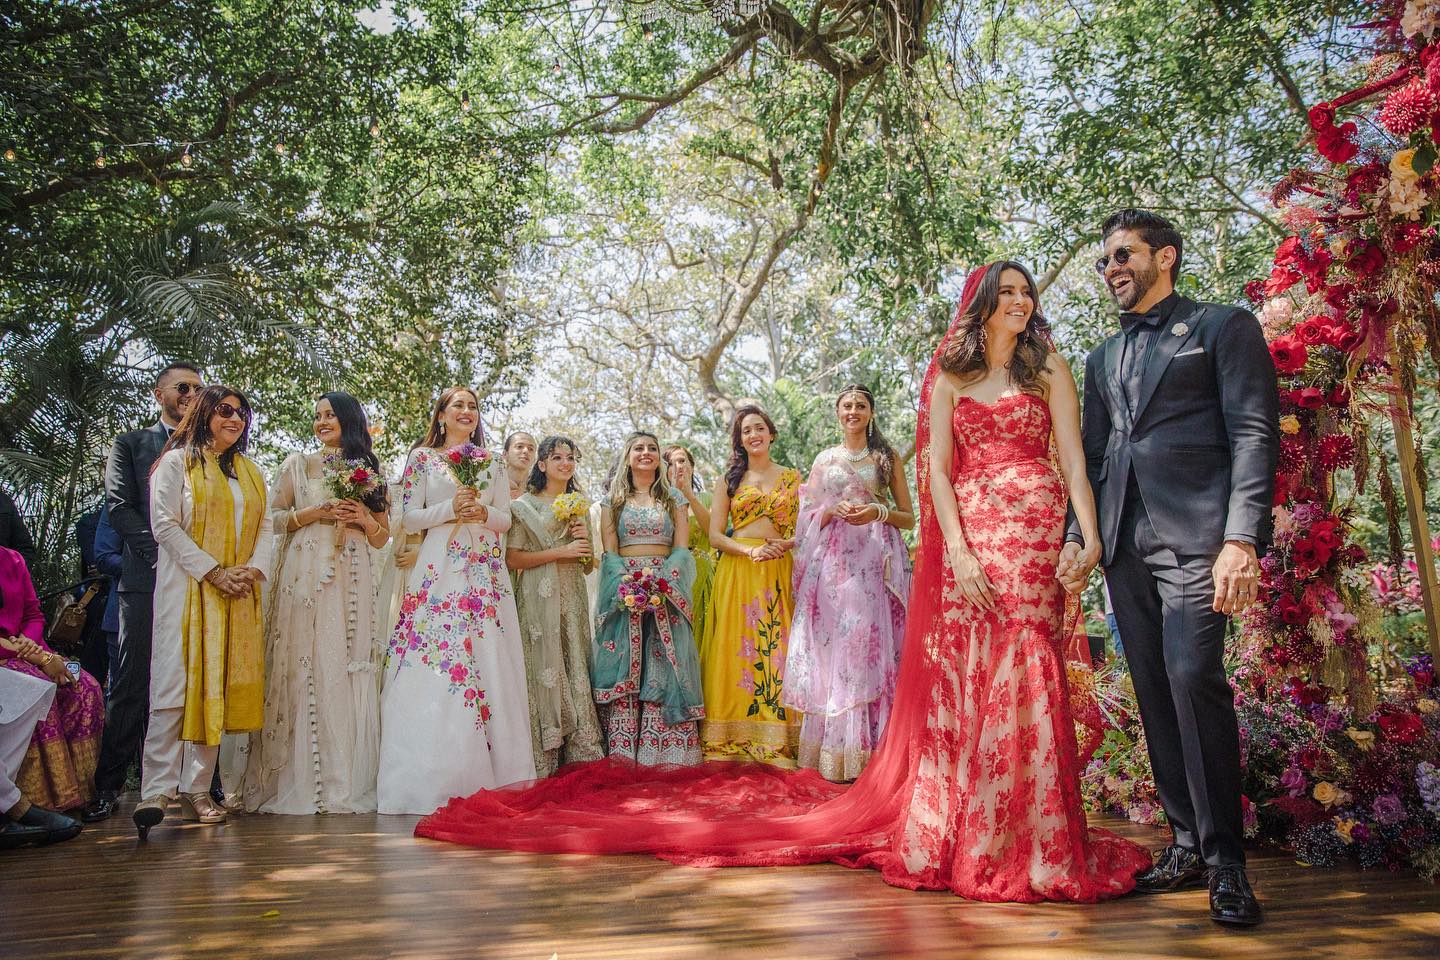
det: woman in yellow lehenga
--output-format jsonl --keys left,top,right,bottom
{"left": 699, "top": 405, "right": 802, "bottom": 766}
{"left": 663, "top": 445, "right": 716, "bottom": 648}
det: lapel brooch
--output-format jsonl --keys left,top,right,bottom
{"left": 1171, "top": 321, "right": 1189, "bottom": 337}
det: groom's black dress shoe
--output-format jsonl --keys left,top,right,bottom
{"left": 1209, "top": 864, "right": 1263, "bottom": 926}
{"left": 0, "top": 805, "right": 84, "bottom": 849}
{"left": 1133, "top": 844, "right": 1207, "bottom": 894}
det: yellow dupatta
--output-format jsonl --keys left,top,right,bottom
{"left": 180, "top": 450, "right": 267, "bottom": 745}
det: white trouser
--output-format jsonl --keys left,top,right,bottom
{"left": 0, "top": 670, "right": 56, "bottom": 812}
{"left": 139, "top": 707, "right": 219, "bottom": 798}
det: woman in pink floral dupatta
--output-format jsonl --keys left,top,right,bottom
{"left": 783, "top": 385, "right": 913, "bottom": 781}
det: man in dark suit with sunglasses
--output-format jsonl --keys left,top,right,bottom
{"left": 83, "top": 363, "right": 204, "bottom": 822}
{"left": 1059, "top": 209, "right": 1278, "bottom": 926}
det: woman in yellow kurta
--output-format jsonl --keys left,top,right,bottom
{"left": 699, "top": 406, "right": 802, "bottom": 766}
{"left": 133, "top": 385, "right": 272, "bottom": 838}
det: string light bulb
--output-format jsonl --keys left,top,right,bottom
{"left": 552, "top": 61, "right": 562, "bottom": 76}
{"left": 94, "top": 150, "right": 106, "bottom": 169}
{"left": 642, "top": 25, "right": 654, "bottom": 40}
{"left": 3, "top": 148, "right": 15, "bottom": 162}
{"left": 369, "top": 118, "right": 380, "bottom": 137}
{"left": 461, "top": 90, "right": 471, "bottom": 112}
{"left": 180, "top": 144, "right": 193, "bottom": 167}
{"left": 274, "top": 140, "right": 287, "bottom": 156}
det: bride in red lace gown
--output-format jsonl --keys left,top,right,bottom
{"left": 416, "top": 261, "right": 1150, "bottom": 903}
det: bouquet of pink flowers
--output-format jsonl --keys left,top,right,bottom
{"left": 322, "top": 455, "right": 381, "bottom": 502}
{"left": 618, "top": 567, "right": 671, "bottom": 613}
{"left": 445, "top": 442, "right": 494, "bottom": 490}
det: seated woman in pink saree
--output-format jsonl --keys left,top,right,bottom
{"left": 417, "top": 262, "right": 1149, "bottom": 904}
{"left": 0, "top": 546, "right": 105, "bottom": 812}
{"left": 784, "top": 385, "right": 913, "bottom": 781}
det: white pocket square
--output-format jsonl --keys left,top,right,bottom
{"left": 1176, "top": 346, "right": 1205, "bottom": 357}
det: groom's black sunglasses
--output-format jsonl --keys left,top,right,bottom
{"left": 1094, "top": 244, "right": 1147, "bottom": 274}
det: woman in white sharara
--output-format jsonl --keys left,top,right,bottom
{"left": 376, "top": 386, "right": 536, "bottom": 815}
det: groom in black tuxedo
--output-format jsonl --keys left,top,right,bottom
{"left": 1060, "top": 209, "right": 1278, "bottom": 926}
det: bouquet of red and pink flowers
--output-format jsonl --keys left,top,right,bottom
{"left": 445, "top": 442, "right": 494, "bottom": 490}
{"left": 322, "top": 455, "right": 381, "bottom": 503}
{"left": 618, "top": 567, "right": 671, "bottom": 613}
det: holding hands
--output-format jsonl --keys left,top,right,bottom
{"left": 1056, "top": 541, "right": 1100, "bottom": 595}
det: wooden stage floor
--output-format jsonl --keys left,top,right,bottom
{"left": 5, "top": 801, "right": 1440, "bottom": 960}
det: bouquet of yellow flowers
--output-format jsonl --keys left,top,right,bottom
{"left": 552, "top": 491, "right": 593, "bottom": 569}
{"left": 551, "top": 491, "right": 589, "bottom": 524}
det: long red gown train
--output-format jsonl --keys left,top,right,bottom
{"left": 417, "top": 267, "right": 1150, "bottom": 903}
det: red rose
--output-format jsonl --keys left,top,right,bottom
{"left": 1324, "top": 283, "right": 1354, "bottom": 312}
{"left": 1377, "top": 709, "right": 1425, "bottom": 744}
{"left": 1270, "top": 336, "right": 1309, "bottom": 374}
{"left": 351, "top": 467, "right": 370, "bottom": 483}
{"left": 1291, "top": 539, "right": 1322, "bottom": 571}
{"left": 1274, "top": 236, "right": 1306, "bottom": 267}
{"left": 1308, "top": 102, "right": 1336, "bottom": 132}
{"left": 1244, "top": 279, "right": 1268, "bottom": 304}
{"left": 1316, "top": 121, "right": 1359, "bottom": 164}
{"left": 1346, "top": 239, "right": 1387, "bottom": 278}
{"left": 1325, "top": 322, "right": 1362, "bottom": 353}
{"left": 1295, "top": 316, "right": 1329, "bottom": 345}
{"left": 446, "top": 448, "right": 463, "bottom": 464}
{"left": 1313, "top": 524, "right": 1341, "bottom": 551}
{"left": 1297, "top": 387, "right": 1325, "bottom": 409}
{"left": 1264, "top": 265, "right": 1303, "bottom": 298}
{"left": 1276, "top": 592, "right": 1310, "bottom": 624}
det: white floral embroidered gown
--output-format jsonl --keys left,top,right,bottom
{"left": 377, "top": 447, "right": 536, "bottom": 814}
{"left": 242, "top": 452, "right": 381, "bottom": 814}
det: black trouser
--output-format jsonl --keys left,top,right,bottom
{"left": 1105, "top": 496, "right": 1245, "bottom": 867}
{"left": 93, "top": 591, "right": 153, "bottom": 793}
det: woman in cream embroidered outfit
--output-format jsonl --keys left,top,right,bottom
{"left": 242, "top": 392, "right": 388, "bottom": 814}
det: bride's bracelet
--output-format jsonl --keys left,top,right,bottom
{"left": 874, "top": 503, "right": 890, "bottom": 525}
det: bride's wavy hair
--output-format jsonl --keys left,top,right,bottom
{"left": 939, "top": 260, "right": 1053, "bottom": 398}
{"left": 607, "top": 431, "right": 678, "bottom": 527}
{"left": 835, "top": 384, "right": 897, "bottom": 487}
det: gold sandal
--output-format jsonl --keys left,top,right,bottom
{"left": 178, "top": 792, "right": 226, "bottom": 824}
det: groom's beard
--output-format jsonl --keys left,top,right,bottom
{"left": 1109, "top": 259, "right": 1160, "bottom": 310}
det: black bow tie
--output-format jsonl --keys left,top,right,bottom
{"left": 1120, "top": 309, "right": 1162, "bottom": 333}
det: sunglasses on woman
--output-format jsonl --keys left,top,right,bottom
{"left": 1094, "top": 244, "right": 1147, "bottom": 274}
{"left": 214, "top": 402, "right": 250, "bottom": 422}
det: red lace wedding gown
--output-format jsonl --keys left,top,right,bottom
{"left": 416, "top": 383, "right": 1148, "bottom": 903}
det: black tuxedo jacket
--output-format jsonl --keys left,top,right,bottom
{"left": 105, "top": 421, "right": 170, "bottom": 593}
{"left": 1066, "top": 296, "right": 1280, "bottom": 565}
